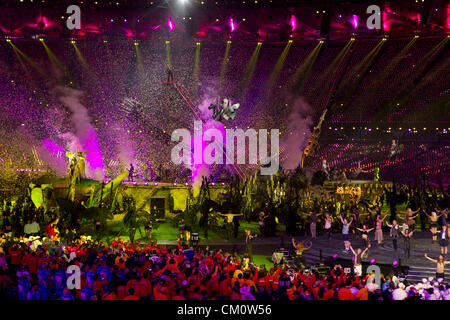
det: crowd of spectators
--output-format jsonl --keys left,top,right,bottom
{"left": 308, "top": 141, "right": 449, "bottom": 184}
{"left": 1, "top": 234, "right": 450, "bottom": 301}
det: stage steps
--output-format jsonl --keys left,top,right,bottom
{"left": 406, "top": 266, "right": 450, "bottom": 283}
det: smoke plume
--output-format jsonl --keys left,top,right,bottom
{"left": 57, "top": 86, "right": 105, "bottom": 180}
{"left": 280, "top": 95, "right": 313, "bottom": 170}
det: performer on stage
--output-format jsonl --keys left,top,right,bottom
{"left": 351, "top": 161, "right": 368, "bottom": 179}
{"left": 304, "top": 211, "right": 323, "bottom": 239}
{"left": 356, "top": 224, "right": 374, "bottom": 254}
{"left": 245, "top": 229, "right": 257, "bottom": 262}
{"left": 398, "top": 207, "right": 420, "bottom": 232}
{"left": 374, "top": 213, "right": 388, "bottom": 246}
{"left": 400, "top": 225, "right": 414, "bottom": 262}
{"left": 128, "top": 163, "right": 134, "bottom": 182}
{"left": 324, "top": 213, "right": 333, "bottom": 242}
{"left": 339, "top": 215, "right": 353, "bottom": 254}
{"left": 367, "top": 205, "right": 388, "bottom": 218}
{"left": 426, "top": 211, "right": 444, "bottom": 243}
{"left": 386, "top": 220, "right": 400, "bottom": 252}
{"left": 367, "top": 205, "right": 388, "bottom": 231}
{"left": 167, "top": 68, "right": 174, "bottom": 82}
{"left": 424, "top": 253, "right": 450, "bottom": 281}
{"left": 435, "top": 207, "right": 449, "bottom": 234}
{"left": 217, "top": 210, "right": 243, "bottom": 240}
{"left": 350, "top": 245, "right": 368, "bottom": 277}
{"left": 258, "top": 211, "right": 269, "bottom": 236}
{"left": 438, "top": 225, "right": 449, "bottom": 256}
{"left": 322, "top": 159, "right": 330, "bottom": 179}
{"left": 291, "top": 238, "right": 312, "bottom": 267}
{"left": 351, "top": 208, "right": 369, "bottom": 236}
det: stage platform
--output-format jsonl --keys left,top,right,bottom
{"left": 150, "top": 231, "right": 450, "bottom": 282}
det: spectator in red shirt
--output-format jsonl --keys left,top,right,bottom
{"left": 102, "top": 286, "right": 117, "bottom": 300}
{"left": 338, "top": 281, "right": 355, "bottom": 300}
{"left": 124, "top": 288, "right": 139, "bottom": 300}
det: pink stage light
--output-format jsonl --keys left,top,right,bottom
{"left": 291, "top": 15, "right": 296, "bottom": 31}
{"left": 230, "top": 18, "right": 235, "bottom": 32}
{"left": 352, "top": 15, "right": 358, "bottom": 29}
{"left": 168, "top": 18, "right": 174, "bottom": 32}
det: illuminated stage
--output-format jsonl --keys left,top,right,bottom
{"left": 46, "top": 178, "right": 228, "bottom": 214}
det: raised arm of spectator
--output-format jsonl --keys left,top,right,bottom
{"left": 176, "top": 240, "right": 183, "bottom": 251}
{"left": 252, "top": 267, "right": 259, "bottom": 283}
{"left": 212, "top": 264, "right": 219, "bottom": 278}
{"left": 154, "top": 264, "right": 168, "bottom": 277}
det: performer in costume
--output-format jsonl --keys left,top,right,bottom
{"left": 356, "top": 224, "right": 374, "bottom": 254}
{"left": 438, "top": 225, "right": 449, "bottom": 256}
{"left": 339, "top": 215, "right": 353, "bottom": 254}
{"left": 374, "top": 213, "right": 389, "bottom": 246}
{"left": 291, "top": 238, "right": 312, "bottom": 267}
{"left": 217, "top": 210, "right": 243, "bottom": 240}
{"left": 386, "top": 220, "right": 400, "bottom": 252}
{"left": 128, "top": 163, "right": 134, "bottom": 182}
{"left": 426, "top": 211, "right": 444, "bottom": 243}
{"left": 258, "top": 211, "right": 269, "bottom": 236}
{"left": 424, "top": 253, "right": 450, "bottom": 281}
{"left": 435, "top": 207, "right": 449, "bottom": 234}
{"left": 398, "top": 207, "right": 420, "bottom": 232}
{"left": 66, "top": 147, "right": 89, "bottom": 201}
{"left": 245, "top": 229, "right": 257, "bottom": 262}
{"left": 304, "top": 211, "right": 323, "bottom": 239}
{"left": 350, "top": 245, "right": 368, "bottom": 276}
{"left": 324, "top": 213, "right": 333, "bottom": 242}
{"left": 400, "top": 225, "right": 413, "bottom": 262}
{"left": 167, "top": 68, "right": 174, "bottom": 82}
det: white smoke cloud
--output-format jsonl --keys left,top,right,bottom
{"left": 280, "top": 96, "right": 314, "bottom": 170}
{"left": 57, "top": 86, "right": 105, "bottom": 180}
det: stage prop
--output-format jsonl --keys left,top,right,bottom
{"left": 66, "top": 147, "right": 89, "bottom": 201}
{"left": 88, "top": 171, "right": 128, "bottom": 208}
{"left": 47, "top": 180, "right": 226, "bottom": 215}
{"left": 208, "top": 97, "right": 239, "bottom": 122}
{"left": 28, "top": 183, "right": 54, "bottom": 211}
{"left": 323, "top": 180, "right": 393, "bottom": 206}
{"left": 300, "top": 108, "right": 328, "bottom": 168}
